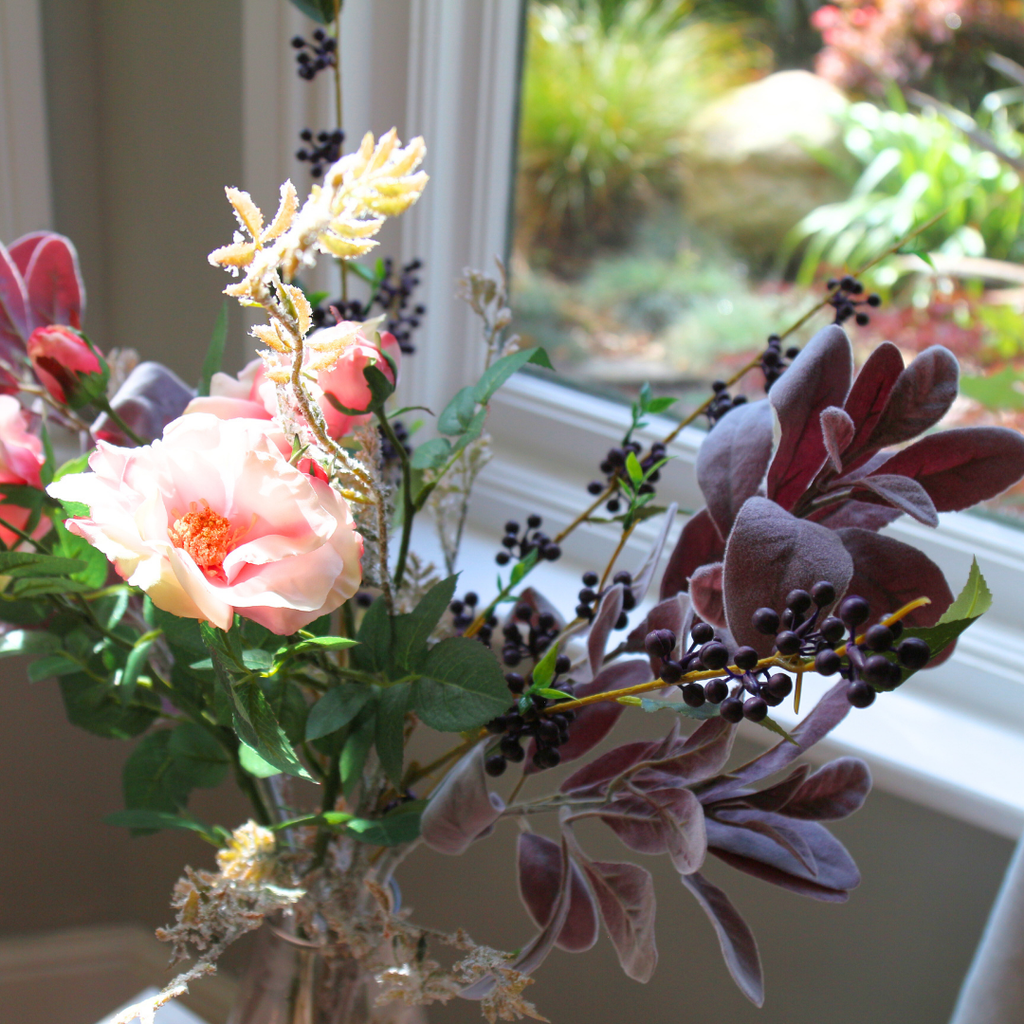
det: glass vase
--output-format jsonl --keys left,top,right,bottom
{"left": 227, "top": 917, "right": 428, "bottom": 1024}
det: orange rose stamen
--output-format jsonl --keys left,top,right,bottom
{"left": 169, "top": 502, "right": 245, "bottom": 578}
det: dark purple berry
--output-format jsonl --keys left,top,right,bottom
{"left": 774, "top": 631, "right": 801, "bottom": 656}
{"left": 719, "top": 697, "right": 744, "bottom": 723}
{"left": 743, "top": 696, "right": 769, "bottom": 722}
{"left": 582, "top": 571, "right": 599, "bottom": 587}
{"left": 705, "top": 678, "right": 729, "bottom": 704}
{"left": 811, "top": 581, "right": 836, "bottom": 606}
{"left": 691, "top": 621, "right": 715, "bottom": 644}
{"left": 681, "top": 682, "right": 706, "bottom": 707}
{"left": 532, "top": 747, "right": 561, "bottom": 770}
{"left": 815, "top": 649, "right": 842, "bottom": 676}
{"left": 839, "top": 595, "right": 870, "bottom": 629}
{"left": 846, "top": 681, "right": 876, "bottom": 708}
{"left": 660, "top": 659, "right": 683, "bottom": 684}
{"left": 699, "top": 642, "right": 730, "bottom": 670}
{"left": 485, "top": 754, "right": 507, "bottom": 777}
{"left": 897, "top": 637, "right": 931, "bottom": 670}
{"left": 505, "top": 672, "right": 525, "bottom": 693}
{"left": 555, "top": 654, "right": 572, "bottom": 675}
{"left": 819, "top": 616, "right": 846, "bottom": 644}
{"left": 644, "top": 629, "right": 676, "bottom": 659}
{"left": 733, "top": 646, "right": 759, "bottom": 671}
{"left": 864, "top": 624, "right": 894, "bottom": 651}
{"left": 862, "top": 654, "right": 893, "bottom": 686}
{"left": 766, "top": 673, "right": 793, "bottom": 699}
{"left": 786, "top": 589, "right": 812, "bottom": 614}
{"left": 752, "top": 607, "right": 780, "bottom": 635}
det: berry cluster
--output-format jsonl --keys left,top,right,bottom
{"left": 575, "top": 569, "right": 634, "bottom": 627}
{"left": 827, "top": 275, "right": 881, "bottom": 328}
{"left": 752, "top": 586, "right": 930, "bottom": 708}
{"left": 379, "top": 419, "right": 413, "bottom": 465}
{"left": 296, "top": 128, "right": 345, "bottom": 179}
{"left": 586, "top": 440, "right": 665, "bottom": 512}
{"left": 494, "top": 516, "right": 562, "bottom": 567}
{"left": 449, "top": 591, "right": 498, "bottom": 645}
{"left": 644, "top": 621, "right": 785, "bottom": 723}
{"left": 499, "top": 602, "right": 560, "bottom": 668}
{"left": 484, "top": 657, "right": 577, "bottom": 776}
{"left": 308, "top": 259, "right": 427, "bottom": 356}
{"left": 291, "top": 30, "right": 336, "bottom": 80}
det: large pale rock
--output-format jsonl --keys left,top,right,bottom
{"left": 682, "top": 71, "right": 854, "bottom": 257}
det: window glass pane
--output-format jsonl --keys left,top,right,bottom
{"left": 509, "top": 0, "right": 1024, "bottom": 523}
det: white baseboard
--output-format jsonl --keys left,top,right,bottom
{"left": 0, "top": 925, "right": 236, "bottom": 1024}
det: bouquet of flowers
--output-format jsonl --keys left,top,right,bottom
{"left": 4, "top": 15, "right": 1024, "bottom": 1024}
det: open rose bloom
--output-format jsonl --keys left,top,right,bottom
{"left": 48, "top": 413, "right": 363, "bottom": 633}
{"left": 0, "top": 395, "right": 47, "bottom": 547}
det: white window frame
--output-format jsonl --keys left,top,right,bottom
{"left": 245, "top": 0, "right": 1024, "bottom": 838}
{"left": 0, "top": 0, "right": 51, "bottom": 239}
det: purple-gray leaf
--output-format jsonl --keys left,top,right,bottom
{"left": 840, "top": 340, "right": 905, "bottom": 469}
{"left": 849, "top": 473, "right": 939, "bottom": 527}
{"left": 820, "top": 406, "right": 855, "bottom": 473}
{"left": 689, "top": 561, "right": 725, "bottom": 629}
{"left": 697, "top": 399, "right": 773, "bottom": 537}
{"left": 420, "top": 742, "right": 504, "bottom": 855}
{"left": 783, "top": 757, "right": 872, "bottom": 820}
{"left": 680, "top": 871, "right": 764, "bottom": 1006}
{"left": 92, "top": 362, "right": 195, "bottom": 444}
{"left": 767, "top": 325, "right": 853, "bottom": 510}
{"left": 517, "top": 831, "right": 599, "bottom": 952}
{"left": 722, "top": 497, "right": 853, "bottom": 655}
{"left": 660, "top": 508, "right": 725, "bottom": 599}
{"left": 630, "top": 502, "right": 678, "bottom": 604}
{"left": 588, "top": 583, "right": 625, "bottom": 677}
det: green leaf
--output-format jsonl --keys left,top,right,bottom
{"left": 104, "top": 808, "right": 223, "bottom": 844}
{"left": 0, "top": 629, "right": 59, "bottom": 658}
{"left": 290, "top": 635, "right": 358, "bottom": 653}
{"left": 636, "top": 697, "right": 720, "bottom": 720}
{"left": 346, "top": 800, "right": 426, "bottom": 846}
{"left": 341, "top": 706, "right": 376, "bottom": 798}
{"left": 198, "top": 303, "right": 228, "bottom": 397}
{"left": 449, "top": 408, "right": 487, "bottom": 456}
{"left": 59, "top": 672, "right": 159, "bottom": 739}
{"left": 375, "top": 682, "right": 410, "bottom": 786}
{"left": 169, "top": 722, "right": 230, "bottom": 789}
{"left": 645, "top": 396, "right": 677, "bottom": 414}
{"left": 410, "top": 437, "right": 452, "bottom": 471}
{"left": 123, "top": 730, "right": 183, "bottom": 818}
{"left": 391, "top": 575, "right": 459, "bottom": 672}
{"left": 898, "top": 247, "right": 936, "bottom": 269}
{"left": 411, "top": 637, "right": 509, "bottom": 732}
{"left": 960, "top": 367, "right": 1024, "bottom": 412}
{"left": 535, "top": 687, "right": 574, "bottom": 700}
{"left": 152, "top": 605, "right": 206, "bottom": 658}
{"left": 758, "top": 716, "right": 798, "bottom": 745}
{"left": 0, "top": 551, "right": 87, "bottom": 577}
{"left": 363, "top": 364, "right": 396, "bottom": 411}
{"left": 287, "top": 0, "right": 337, "bottom": 26}
{"left": 117, "top": 631, "right": 159, "bottom": 702}
{"left": 306, "top": 683, "right": 372, "bottom": 740}
{"left": 241, "top": 648, "right": 275, "bottom": 672}
{"left": 9, "top": 577, "right": 95, "bottom": 598}
{"left": 510, "top": 548, "right": 540, "bottom": 587}
{"left": 438, "top": 386, "right": 478, "bottom": 435}
{"left": 40, "top": 424, "right": 55, "bottom": 487}
{"left": 53, "top": 519, "right": 109, "bottom": 588}
{"left": 939, "top": 558, "right": 992, "bottom": 623}
{"left": 625, "top": 452, "right": 644, "bottom": 485}
{"left": 351, "top": 596, "right": 392, "bottom": 673}
{"left": 472, "top": 348, "right": 552, "bottom": 404}
{"left": 28, "top": 653, "right": 82, "bottom": 682}
{"left": 530, "top": 641, "right": 560, "bottom": 692}
{"left": 238, "top": 741, "right": 282, "bottom": 778}
{"left": 53, "top": 452, "right": 91, "bottom": 481}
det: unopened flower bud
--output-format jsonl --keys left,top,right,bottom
{"left": 27, "top": 325, "right": 108, "bottom": 409}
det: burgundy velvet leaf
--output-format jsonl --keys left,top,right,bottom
{"left": 420, "top": 742, "right": 504, "bottom": 855}
{"left": 591, "top": 786, "right": 706, "bottom": 874}
{"left": 91, "top": 362, "right": 195, "bottom": 444}
{"left": 561, "top": 739, "right": 662, "bottom": 798}
{"left": 516, "top": 586, "right": 566, "bottom": 633}
{"left": 706, "top": 811, "right": 861, "bottom": 898}
{"left": 579, "top": 857, "right": 659, "bottom": 982}
{"left": 717, "top": 812, "right": 817, "bottom": 874}
{"left": 848, "top": 473, "right": 939, "bottom": 527}
{"left": 679, "top": 871, "right": 764, "bottom": 1006}
{"left": 696, "top": 399, "right": 774, "bottom": 537}
{"left": 869, "top": 426, "right": 1024, "bottom": 512}
{"left": 767, "top": 325, "right": 853, "bottom": 510}
{"left": 820, "top": 406, "right": 855, "bottom": 473}
{"left": 840, "top": 340, "right": 905, "bottom": 468}
{"left": 783, "top": 757, "right": 871, "bottom": 821}
{"left": 689, "top": 561, "right": 726, "bottom": 629}
{"left": 517, "top": 831, "right": 598, "bottom": 952}
{"left": 19, "top": 233, "right": 85, "bottom": 329}
{"left": 721, "top": 765, "right": 811, "bottom": 815}
{"left": 630, "top": 502, "right": 678, "bottom": 605}
{"left": 862, "top": 345, "right": 959, "bottom": 456}
{"left": 588, "top": 583, "right": 624, "bottom": 676}
{"left": 461, "top": 838, "right": 574, "bottom": 1000}
{"left": 626, "top": 594, "right": 687, "bottom": 675}
{"left": 631, "top": 717, "right": 737, "bottom": 793}
{"left": 722, "top": 497, "right": 854, "bottom": 655}
{"left": 813, "top": 498, "right": 903, "bottom": 532}
{"left": 525, "top": 659, "right": 650, "bottom": 774}
{"left": 0, "top": 241, "right": 29, "bottom": 357}
{"left": 660, "top": 508, "right": 725, "bottom": 599}
{"left": 699, "top": 681, "right": 851, "bottom": 802}
{"left": 838, "top": 528, "right": 953, "bottom": 629}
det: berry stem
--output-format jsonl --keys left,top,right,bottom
{"left": 598, "top": 520, "right": 638, "bottom": 592}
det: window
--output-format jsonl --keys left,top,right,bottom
{"left": 221, "top": 0, "right": 1024, "bottom": 836}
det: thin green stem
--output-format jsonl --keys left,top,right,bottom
{"left": 94, "top": 397, "right": 147, "bottom": 447}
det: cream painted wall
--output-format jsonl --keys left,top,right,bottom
{"left": 0, "top": 3, "right": 1014, "bottom": 1023}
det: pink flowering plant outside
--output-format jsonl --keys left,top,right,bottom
{"left": 5, "top": 13, "right": 1024, "bottom": 1024}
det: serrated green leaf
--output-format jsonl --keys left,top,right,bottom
{"left": 169, "top": 722, "right": 230, "bottom": 789}
{"left": 104, "top": 808, "right": 223, "bottom": 844}
{"left": 59, "top": 672, "right": 159, "bottom": 739}
{"left": 438, "top": 386, "right": 478, "bottom": 435}
{"left": 758, "top": 715, "right": 798, "bottom": 745}
{"left": 0, "top": 629, "right": 59, "bottom": 658}
{"left": 346, "top": 800, "right": 426, "bottom": 846}
{"left": 410, "top": 437, "right": 452, "bottom": 471}
{"left": 306, "top": 683, "right": 372, "bottom": 740}
{"left": 351, "top": 596, "right": 392, "bottom": 673}
{"left": 116, "top": 632, "right": 159, "bottom": 702}
{"left": 341, "top": 706, "right": 376, "bottom": 798}
{"left": 375, "top": 682, "right": 410, "bottom": 787}
{"left": 28, "top": 653, "right": 82, "bottom": 682}
{"left": 938, "top": 558, "right": 992, "bottom": 623}
{"left": 123, "top": 730, "right": 182, "bottom": 820}
{"left": 290, "top": 635, "right": 358, "bottom": 653}
{"left": 392, "top": 575, "right": 458, "bottom": 672}
{"left": 0, "top": 551, "right": 87, "bottom": 577}
{"left": 287, "top": 0, "right": 337, "bottom": 26}
{"left": 238, "top": 741, "right": 282, "bottom": 778}
{"left": 637, "top": 697, "right": 720, "bottom": 719}
{"left": 411, "top": 637, "right": 509, "bottom": 732}
{"left": 54, "top": 452, "right": 91, "bottom": 481}
{"left": 53, "top": 519, "right": 109, "bottom": 588}
{"left": 9, "top": 576, "right": 95, "bottom": 598}
{"left": 363, "top": 364, "right": 396, "bottom": 411}
{"left": 153, "top": 606, "right": 206, "bottom": 658}
{"left": 40, "top": 424, "right": 55, "bottom": 487}
{"left": 450, "top": 408, "right": 487, "bottom": 456}
{"left": 241, "top": 649, "right": 275, "bottom": 672}
{"left": 472, "top": 347, "right": 551, "bottom": 405}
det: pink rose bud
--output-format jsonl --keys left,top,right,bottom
{"left": 27, "top": 325, "right": 108, "bottom": 409}
{"left": 319, "top": 330, "right": 401, "bottom": 438}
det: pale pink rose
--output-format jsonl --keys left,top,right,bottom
{"left": 47, "top": 413, "right": 363, "bottom": 634}
{"left": 0, "top": 395, "right": 47, "bottom": 547}
{"left": 184, "top": 358, "right": 275, "bottom": 421}
{"left": 317, "top": 330, "right": 401, "bottom": 438}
